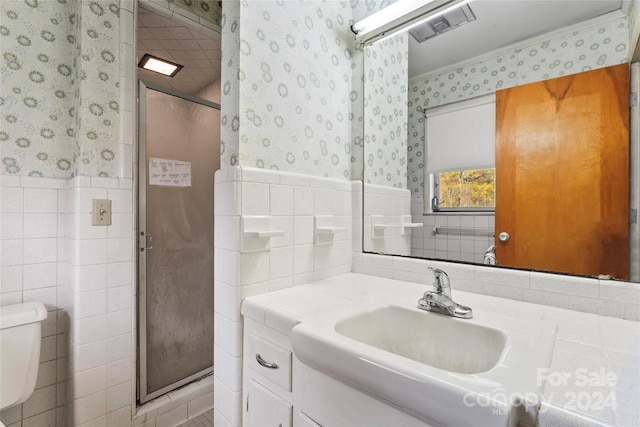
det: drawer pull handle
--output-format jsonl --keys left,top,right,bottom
{"left": 256, "top": 353, "right": 279, "bottom": 369}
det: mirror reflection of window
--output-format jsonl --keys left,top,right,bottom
{"left": 424, "top": 94, "right": 496, "bottom": 213}
{"left": 433, "top": 168, "right": 495, "bottom": 212}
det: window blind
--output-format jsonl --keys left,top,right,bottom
{"left": 425, "top": 94, "right": 496, "bottom": 174}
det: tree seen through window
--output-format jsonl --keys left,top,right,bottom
{"left": 437, "top": 168, "right": 495, "bottom": 209}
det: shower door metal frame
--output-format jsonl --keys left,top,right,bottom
{"left": 137, "top": 80, "right": 220, "bottom": 404}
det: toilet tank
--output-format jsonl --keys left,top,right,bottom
{"left": 0, "top": 302, "right": 48, "bottom": 410}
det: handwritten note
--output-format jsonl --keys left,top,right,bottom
{"left": 149, "top": 158, "right": 192, "bottom": 187}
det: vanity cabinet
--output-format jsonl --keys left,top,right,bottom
{"left": 243, "top": 318, "right": 427, "bottom": 427}
{"left": 243, "top": 319, "right": 295, "bottom": 427}
{"left": 294, "top": 360, "right": 428, "bottom": 427}
{"left": 245, "top": 379, "right": 292, "bottom": 427}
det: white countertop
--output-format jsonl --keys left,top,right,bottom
{"left": 241, "top": 273, "right": 640, "bottom": 427}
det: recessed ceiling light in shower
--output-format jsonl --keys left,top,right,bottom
{"left": 138, "top": 53, "right": 183, "bottom": 77}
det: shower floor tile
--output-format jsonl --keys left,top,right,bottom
{"left": 179, "top": 409, "right": 213, "bottom": 427}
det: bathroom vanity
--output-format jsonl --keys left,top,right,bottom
{"left": 241, "top": 273, "right": 640, "bottom": 427}
{"left": 243, "top": 316, "right": 430, "bottom": 427}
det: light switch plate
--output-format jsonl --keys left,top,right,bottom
{"left": 92, "top": 199, "right": 112, "bottom": 226}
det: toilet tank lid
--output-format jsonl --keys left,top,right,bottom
{"left": 0, "top": 302, "right": 47, "bottom": 330}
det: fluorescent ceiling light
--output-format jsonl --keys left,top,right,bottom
{"left": 352, "top": 0, "right": 471, "bottom": 45}
{"left": 138, "top": 54, "right": 183, "bottom": 77}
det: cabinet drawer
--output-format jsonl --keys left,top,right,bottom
{"left": 246, "top": 379, "right": 292, "bottom": 427}
{"left": 248, "top": 333, "right": 292, "bottom": 391}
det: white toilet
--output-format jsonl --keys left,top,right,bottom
{"left": 0, "top": 301, "right": 48, "bottom": 420}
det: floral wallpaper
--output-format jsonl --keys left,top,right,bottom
{"left": 363, "top": 33, "right": 408, "bottom": 188}
{"left": 350, "top": 42, "right": 365, "bottom": 182}
{"left": 221, "top": 0, "right": 355, "bottom": 179}
{"left": 629, "top": 0, "right": 640, "bottom": 50}
{"left": 407, "top": 16, "right": 631, "bottom": 196}
{"left": 350, "top": 0, "right": 400, "bottom": 182}
{"left": 351, "top": 0, "right": 399, "bottom": 23}
{"left": 76, "top": 0, "right": 120, "bottom": 177}
{"left": 1, "top": 0, "right": 76, "bottom": 177}
{"left": 1, "top": 0, "right": 120, "bottom": 178}
{"left": 220, "top": 0, "right": 241, "bottom": 168}
{"left": 169, "top": 0, "right": 222, "bottom": 28}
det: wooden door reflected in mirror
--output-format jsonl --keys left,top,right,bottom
{"left": 496, "top": 64, "right": 629, "bottom": 279}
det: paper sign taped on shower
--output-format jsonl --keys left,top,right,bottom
{"left": 149, "top": 157, "right": 192, "bottom": 187}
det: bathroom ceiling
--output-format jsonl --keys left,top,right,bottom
{"left": 137, "top": 4, "right": 221, "bottom": 97}
{"left": 409, "top": 0, "right": 625, "bottom": 78}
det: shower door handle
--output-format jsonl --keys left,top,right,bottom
{"left": 140, "top": 232, "right": 153, "bottom": 252}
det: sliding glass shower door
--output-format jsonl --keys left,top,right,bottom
{"left": 138, "top": 81, "right": 220, "bottom": 403}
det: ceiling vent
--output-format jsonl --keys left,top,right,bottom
{"left": 409, "top": 4, "right": 477, "bottom": 43}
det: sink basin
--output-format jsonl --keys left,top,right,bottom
{"left": 335, "top": 305, "right": 506, "bottom": 374}
{"left": 292, "top": 303, "right": 556, "bottom": 427}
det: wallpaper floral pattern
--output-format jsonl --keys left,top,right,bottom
{"left": 169, "top": 0, "right": 222, "bottom": 28}
{"left": 220, "top": 0, "right": 241, "bottom": 168}
{"left": 630, "top": 0, "right": 640, "bottom": 48}
{"left": 351, "top": 0, "right": 399, "bottom": 23}
{"left": 363, "top": 33, "right": 408, "bottom": 188}
{"left": 1, "top": 0, "right": 75, "bottom": 177}
{"left": 407, "top": 16, "right": 631, "bottom": 196}
{"left": 1, "top": 0, "right": 120, "bottom": 178}
{"left": 221, "top": 0, "right": 355, "bottom": 179}
{"left": 349, "top": 0, "right": 399, "bottom": 182}
{"left": 77, "top": 0, "right": 120, "bottom": 177}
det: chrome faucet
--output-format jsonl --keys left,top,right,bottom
{"left": 484, "top": 245, "right": 497, "bottom": 265}
{"left": 418, "top": 267, "right": 473, "bottom": 319}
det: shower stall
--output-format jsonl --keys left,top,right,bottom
{"left": 137, "top": 81, "right": 220, "bottom": 403}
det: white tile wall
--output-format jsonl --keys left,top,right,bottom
{"left": 410, "top": 212, "right": 495, "bottom": 263}
{"left": 363, "top": 183, "right": 412, "bottom": 256}
{"left": 64, "top": 175, "right": 135, "bottom": 426}
{"left": 214, "top": 166, "right": 353, "bottom": 426}
{"left": 352, "top": 252, "right": 640, "bottom": 321}
{"left": 0, "top": 176, "right": 68, "bottom": 427}
{"left": 0, "top": 182, "right": 135, "bottom": 427}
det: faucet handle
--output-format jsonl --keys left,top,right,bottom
{"left": 428, "top": 267, "right": 450, "bottom": 291}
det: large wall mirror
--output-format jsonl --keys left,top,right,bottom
{"left": 362, "top": 0, "right": 640, "bottom": 282}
